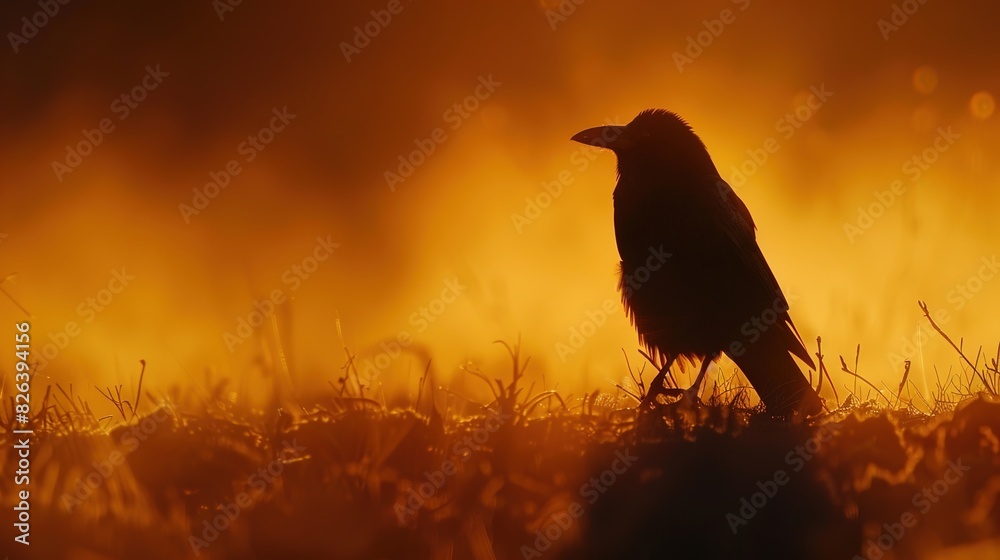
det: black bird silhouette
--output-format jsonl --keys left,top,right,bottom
{"left": 572, "top": 109, "right": 822, "bottom": 417}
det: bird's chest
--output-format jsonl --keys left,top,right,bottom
{"left": 612, "top": 179, "right": 730, "bottom": 311}
{"left": 613, "top": 187, "right": 707, "bottom": 265}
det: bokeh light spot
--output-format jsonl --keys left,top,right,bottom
{"left": 912, "top": 65, "right": 938, "bottom": 95}
{"left": 970, "top": 91, "right": 995, "bottom": 119}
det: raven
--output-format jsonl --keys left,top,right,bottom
{"left": 572, "top": 109, "right": 822, "bottom": 417}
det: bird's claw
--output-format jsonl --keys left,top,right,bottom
{"left": 639, "top": 386, "right": 702, "bottom": 409}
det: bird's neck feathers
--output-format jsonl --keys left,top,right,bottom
{"left": 613, "top": 149, "right": 720, "bottom": 200}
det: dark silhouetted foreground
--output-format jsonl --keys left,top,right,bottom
{"left": 6, "top": 387, "right": 1000, "bottom": 559}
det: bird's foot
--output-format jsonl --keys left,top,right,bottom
{"left": 665, "top": 387, "right": 703, "bottom": 406}
{"left": 639, "top": 386, "right": 702, "bottom": 410}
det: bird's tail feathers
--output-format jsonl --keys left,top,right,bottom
{"left": 733, "top": 325, "right": 822, "bottom": 417}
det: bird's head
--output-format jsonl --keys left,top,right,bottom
{"left": 571, "top": 109, "right": 716, "bottom": 175}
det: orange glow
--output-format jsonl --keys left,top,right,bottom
{"left": 0, "top": 1, "right": 998, "bottom": 414}
{"left": 4, "top": 3, "right": 1000, "bottom": 560}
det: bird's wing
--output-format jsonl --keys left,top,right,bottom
{"left": 705, "top": 177, "right": 815, "bottom": 369}
{"left": 714, "top": 178, "right": 756, "bottom": 235}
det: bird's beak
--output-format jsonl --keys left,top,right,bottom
{"left": 571, "top": 125, "right": 628, "bottom": 150}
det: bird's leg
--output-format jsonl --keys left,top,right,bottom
{"left": 684, "top": 351, "right": 720, "bottom": 403}
{"left": 639, "top": 355, "right": 676, "bottom": 408}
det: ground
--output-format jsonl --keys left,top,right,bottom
{"left": 3, "top": 346, "right": 1000, "bottom": 560}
